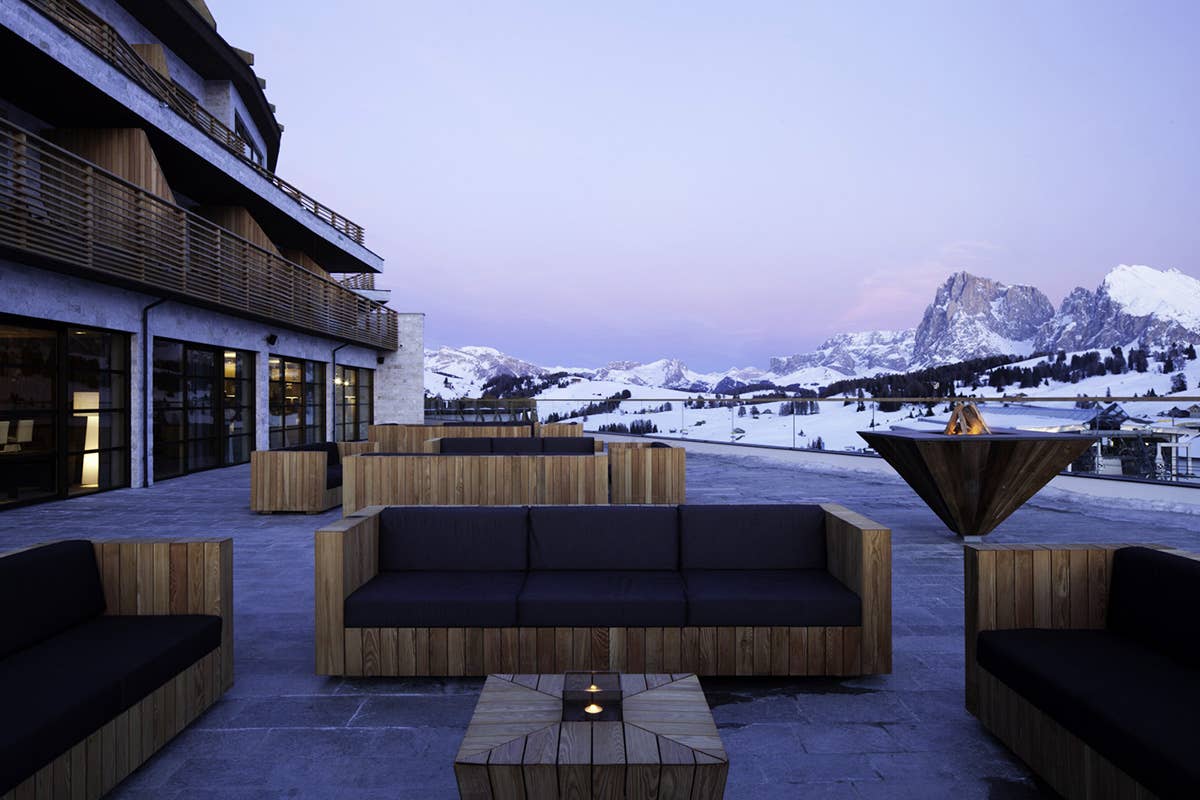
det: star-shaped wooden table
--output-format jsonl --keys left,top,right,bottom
{"left": 454, "top": 672, "right": 729, "bottom": 799}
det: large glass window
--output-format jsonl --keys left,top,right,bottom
{"left": 153, "top": 339, "right": 253, "bottom": 481}
{"left": 334, "top": 365, "right": 373, "bottom": 442}
{"left": 0, "top": 315, "right": 129, "bottom": 508}
{"left": 269, "top": 355, "right": 325, "bottom": 448}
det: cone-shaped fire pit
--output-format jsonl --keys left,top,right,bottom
{"left": 859, "top": 403, "right": 1093, "bottom": 537}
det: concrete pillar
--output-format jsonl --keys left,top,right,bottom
{"left": 375, "top": 313, "right": 425, "bottom": 423}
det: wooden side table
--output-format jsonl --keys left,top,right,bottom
{"left": 455, "top": 672, "right": 728, "bottom": 799}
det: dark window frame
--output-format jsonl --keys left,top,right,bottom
{"left": 269, "top": 354, "right": 326, "bottom": 448}
{"left": 334, "top": 365, "right": 373, "bottom": 442}
{"left": 152, "top": 337, "right": 255, "bottom": 482}
{"left": 0, "top": 312, "right": 130, "bottom": 509}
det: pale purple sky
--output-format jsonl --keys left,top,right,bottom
{"left": 211, "top": 0, "right": 1200, "bottom": 370}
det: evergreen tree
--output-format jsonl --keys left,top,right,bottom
{"left": 737, "top": 405, "right": 746, "bottom": 417}
{"left": 1171, "top": 373, "right": 1189, "bottom": 393}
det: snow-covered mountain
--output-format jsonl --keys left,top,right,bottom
{"left": 910, "top": 272, "right": 1055, "bottom": 368}
{"left": 769, "top": 330, "right": 916, "bottom": 378}
{"left": 1035, "top": 265, "right": 1200, "bottom": 353}
{"left": 426, "top": 265, "right": 1200, "bottom": 398}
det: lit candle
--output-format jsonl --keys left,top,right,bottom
{"left": 584, "top": 703, "right": 603, "bottom": 715}
{"left": 586, "top": 684, "right": 601, "bottom": 693}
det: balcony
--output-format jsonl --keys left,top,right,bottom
{"left": 22, "top": 0, "right": 367, "bottom": 246}
{"left": 0, "top": 118, "right": 397, "bottom": 350}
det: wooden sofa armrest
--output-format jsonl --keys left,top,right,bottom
{"left": 250, "top": 450, "right": 328, "bottom": 512}
{"left": 423, "top": 437, "right": 444, "bottom": 453}
{"left": 821, "top": 504, "right": 892, "bottom": 673}
{"left": 963, "top": 543, "right": 1137, "bottom": 712}
{"left": 337, "top": 441, "right": 379, "bottom": 458}
{"left": 93, "top": 539, "right": 234, "bottom": 690}
{"left": 315, "top": 509, "right": 382, "bottom": 674}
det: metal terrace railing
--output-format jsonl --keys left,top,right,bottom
{"left": 24, "top": 0, "right": 367, "bottom": 245}
{"left": 0, "top": 119, "right": 397, "bottom": 350}
{"left": 426, "top": 394, "right": 1200, "bottom": 484}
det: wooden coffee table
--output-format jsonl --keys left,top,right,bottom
{"left": 454, "top": 672, "right": 728, "bottom": 799}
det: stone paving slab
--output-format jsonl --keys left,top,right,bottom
{"left": 1, "top": 451, "right": 1197, "bottom": 798}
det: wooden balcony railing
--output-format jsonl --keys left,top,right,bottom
{"left": 0, "top": 119, "right": 397, "bottom": 350}
{"left": 338, "top": 272, "right": 376, "bottom": 291}
{"left": 23, "top": 0, "right": 367, "bottom": 245}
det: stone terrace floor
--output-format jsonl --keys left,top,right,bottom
{"left": 2, "top": 451, "right": 1198, "bottom": 799}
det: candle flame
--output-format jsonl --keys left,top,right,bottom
{"left": 584, "top": 703, "right": 603, "bottom": 715}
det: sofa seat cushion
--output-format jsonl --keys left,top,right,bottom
{"left": 325, "top": 464, "right": 343, "bottom": 490}
{"left": 518, "top": 571, "right": 687, "bottom": 627}
{"left": 977, "top": 628, "right": 1200, "bottom": 798}
{"left": 680, "top": 504, "right": 827, "bottom": 570}
{"left": 684, "top": 570, "right": 862, "bottom": 626}
{"left": 439, "top": 437, "right": 492, "bottom": 454}
{"left": 345, "top": 571, "right": 527, "bottom": 627}
{"left": 0, "top": 615, "right": 221, "bottom": 794}
{"left": 0, "top": 540, "right": 106, "bottom": 660}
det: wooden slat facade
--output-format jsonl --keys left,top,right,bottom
{"left": 963, "top": 543, "right": 1161, "bottom": 800}
{"left": 315, "top": 507, "right": 891, "bottom": 677}
{"left": 47, "top": 127, "right": 175, "bottom": 202}
{"left": 0, "top": 119, "right": 397, "bottom": 350}
{"left": 250, "top": 441, "right": 377, "bottom": 514}
{"left": 0, "top": 538, "right": 232, "bottom": 800}
{"left": 340, "top": 453, "right": 610, "bottom": 515}
{"left": 606, "top": 442, "right": 687, "bottom": 504}
{"left": 195, "top": 206, "right": 282, "bottom": 256}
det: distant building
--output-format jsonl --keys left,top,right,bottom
{"left": 0, "top": 0, "right": 423, "bottom": 508}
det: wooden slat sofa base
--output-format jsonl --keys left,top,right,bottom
{"left": 338, "top": 625, "right": 877, "bottom": 677}
{"left": 0, "top": 539, "right": 233, "bottom": 800}
{"left": 1, "top": 649, "right": 227, "bottom": 800}
{"left": 250, "top": 441, "right": 376, "bottom": 513}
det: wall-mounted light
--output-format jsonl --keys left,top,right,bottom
{"left": 265, "top": 333, "right": 278, "bottom": 346}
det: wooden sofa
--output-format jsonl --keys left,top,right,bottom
{"left": 965, "top": 543, "right": 1200, "bottom": 799}
{"left": 250, "top": 441, "right": 377, "bottom": 514}
{"left": 0, "top": 538, "right": 232, "bottom": 799}
{"left": 315, "top": 504, "right": 891, "bottom": 677}
{"left": 368, "top": 423, "right": 533, "bottom": 453}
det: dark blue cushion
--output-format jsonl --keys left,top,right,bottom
{"left": 518, "top": 571, "right": 687, "bottom": 626}
{"left": 529, "top": 506, "right": 679, "bottom": 570}
{"left": 379, "top": 507, "right": 529, "bottom": 571}
{"left": 684, "top": 570, "right": 861, "bottom": 626}
{"left": 438, "top": 437, "right": 493, "bottom": 454}
{"left": 541, "top": 437, "right": 595, "bottom": 454}
{"left": 344, "top": 571, "right": 527, "bottom": 627}
{"left": 680, "top": 504, "right": 826, "bottom": 569}
{"left": 325, "top": 464, "right": 343, "bottom": 490}
{"left": 0, "top": 614, "right": 221, "bottom": 794}
{"left": 1108, "top": 546, "right": 1200, "bottom": 669}
{"left": 491, "top": 437, "right": 543, "bottom": 454}
{"left": 977, "top": 628, "right": 1200, "bottom": 799}
{"left": 283, "top": 441, "right": 339, "bottom": 466}
{"left": 0, "top": 541, "right": 105, "bottom": 660}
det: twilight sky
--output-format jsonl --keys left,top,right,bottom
{"left": 210, "top": 0, "right": 1200, "bottom": 370}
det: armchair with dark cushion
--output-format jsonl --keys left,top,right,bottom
{"left": 0, "top": 538, "right": 232, "bottom": 798}
{"left": 315, "top": 503, "right": 891, "bottom": 677}
{"left": 965, "top": 544, "right": 1200, "bottom": 799}
{"left": 250, "top": 440, "right": 377, "bottom": 513}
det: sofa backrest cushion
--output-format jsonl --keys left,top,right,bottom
{"left": 0, "top": 540, "right": 106, "bottom": 659}
{"left": 438, "top": 437, "right": 493, "bottom": 454}
{"left": 680, "top": 504, "right": 826, "bottom": 570}
{"left": 492, "top": 438, "right": 543, "bottom": 454}
{"left": 283, "top": 441, "right": 339, "bottom": 466}
{"left": 1108, "top": 546, "right": 1200, "bottom": 668}
{"left": 529, "top": 506, "right": 678, "bottom": 570}
{"left": 542, "top": 437, "right": 596, "bottom": 454}
{"left": 379, "top": 507, "right": 528, "bottom": 571}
